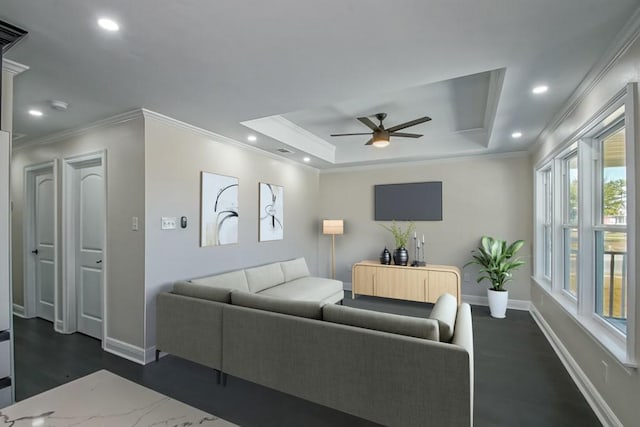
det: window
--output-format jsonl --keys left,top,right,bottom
{"left": 533, "top": 87, "right": 636, "bottom": 365}
{"left": 594, "top": 116, "right": 627, "bottom": 334}
{"left": 542, "top": 168, "right": 552, "bottom": 280}
{"left": 562, "top": 152, "right": 579, "bottom": 297}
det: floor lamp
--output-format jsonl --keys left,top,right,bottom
{"left": 323, "top": 220, "right": 344, "bottom": 280}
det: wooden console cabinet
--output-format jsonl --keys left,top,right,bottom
{"left": 352, "top": 260, "right": 461, "bottom": 304}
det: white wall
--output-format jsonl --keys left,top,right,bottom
{"left": 530, "top": 30, "right": 640, "bottom": 427}
{"left": 11, "top": 116, "right": 146, "bottom": 348}
{"left": 143, "top": 114, "right": 321, "bottom": 354}
{"left": 318, "top": 153, "right": 533, "bottom": 301}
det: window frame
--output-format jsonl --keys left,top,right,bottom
{"left": 532, "top": 84, "right": 637, "bottom": 367}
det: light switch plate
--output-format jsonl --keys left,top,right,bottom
{"left": 132, "top": 216, "right": 139, "bottom": 231}
{"left": 161, "top": 217, "right": 177, "bottom": 230}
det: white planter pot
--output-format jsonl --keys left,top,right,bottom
{"left": 487, "top": 288, "right": 508, "bottom": 318}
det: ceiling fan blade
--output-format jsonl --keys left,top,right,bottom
{"left": 389, "top": 132, "right": 422, "bottom": 138}
{"left": 330, "top": 132, "right": 373, "bottom": 137}
{"left": 364, "top": 138, "right": 374, "bottom": 145}
{"left": 386, "top": 116, "right": 432, "bottom": 132}
{"left": 357, "top": 116, "right": 381, "bottom": 131}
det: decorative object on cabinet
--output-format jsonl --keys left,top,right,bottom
{"left": 411, "top": 233, "right": 426, "bottom": 267}
{"left": 352, "top": 260, "right": 461, "bottom": 304}
{"left": 464, "top": 236, "right": 525, "bottom": 318}
{"left": 200, "top": 172, "right": 239, "bottom": 247}
{"left": 259, "top": 182, "right": 284, "bottom": 241}
{"left": 323, "top": 220, "right": 344, "bottom": 279}
{"left": 379, "top": 247, "right": 391, "bottom": 265}
{"left": 379, "top": 221, "right": 414, "bottom": 266}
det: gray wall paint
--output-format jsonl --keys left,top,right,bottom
{"left": 317, "top": 153, "right": 533, "bottom": 301}
{"left": 530, "top": 33, "right": 640, "bottom": 427}
{"left": 11, "top": 117, "right": 146, "bottom": 347}
{"left": 143, "top": 117, "right": 320, "bottom": 350}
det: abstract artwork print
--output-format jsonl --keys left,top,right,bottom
{"left": 259, "top": 182, "right": 283, "bottom": 241}
{"left": 201, "top": 172, "right": 239, "bottom": 246}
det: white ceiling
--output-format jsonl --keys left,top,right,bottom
{"left": 2, "top": 0, "right": 639, "bottom": 168}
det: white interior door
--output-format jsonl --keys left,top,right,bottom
{"left": 75, "top": 165, "right": 104, "bottom": 339}
{"left": 34, "top": 173, "right": 55, "bottom": 322}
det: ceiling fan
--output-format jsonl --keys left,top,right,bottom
{"left": 330, "top": 113, "right": 431, "bottom": 148}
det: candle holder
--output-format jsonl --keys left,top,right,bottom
{"left": 411, "top": 235, "right": 426, "bottom": 267}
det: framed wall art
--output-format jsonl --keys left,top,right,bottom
{"left": 259, "top": 182, "right": 283, "bottom": 241}
{"left": 201, "top": 172, "right": 239, "bottom": 246}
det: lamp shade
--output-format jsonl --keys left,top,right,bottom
{"left": 323, "top": 219, "right": 344, "bottom": 235}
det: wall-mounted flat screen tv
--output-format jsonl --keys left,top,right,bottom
{"left": 374, "top": 181, "right": 442, "bottom": 221}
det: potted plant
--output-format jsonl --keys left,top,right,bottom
{"left": 464, "top": 236, "right": 525, "bottom": 318}
{"left": 380, "top": 221, "right": 415, "bottom": 266}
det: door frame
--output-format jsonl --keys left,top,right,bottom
{"left": 23, "top": 160, "right": 58, "bottom": 324}
{"left": 61, "top": 150, "right": 107, "bottom": 342}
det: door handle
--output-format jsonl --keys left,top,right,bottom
{"left": 96, "top": 260, "right": 102, "bottom": 264}
{"left": 31, "top": 249, "right": 39, "bottom": 255}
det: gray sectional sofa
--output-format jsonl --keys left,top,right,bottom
{"left": 156, "top": 258, "right": 474, "bottom": 426}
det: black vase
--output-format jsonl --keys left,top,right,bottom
{"left": 380, "top": 247, "right": 391, "bottom": 265}
{"left": 393, "top": 247, "right": 409, "bottom": 266}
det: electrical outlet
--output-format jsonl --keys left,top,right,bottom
{"left": 161, "top": 217, "right": 177, "bottom": 230}
{"left": 463, "top": 272, "right": 470, "bottom": 283}
{"left": 132, "top": 216, "right": 139, "bottom": 231}
{"left": 602, "top": 360, "right": 608, "bottom": 384}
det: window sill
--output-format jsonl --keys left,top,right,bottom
{"left": 532, "top": 278, "right": 637, "bottom": 370}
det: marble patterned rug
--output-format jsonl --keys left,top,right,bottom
{"left": 0, "top": 369, "right": 236, "bottom": 426}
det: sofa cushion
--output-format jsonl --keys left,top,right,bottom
{"left": 429, "top": 293, "right": 458, "bottom": 342}
{"left": 244, "top": 263, "right": 285, "bottom": 293}
{"left": 231, "top": 290, "right": 324, "bottom": 319}
{"left": 323, "top": 304, "right": 439, "bottom": 341}
{"left": 172, "top": 281, "right": 232, "bottom": 303}
{"left": 191, "top": 270, "right": 249, "bottom": 292}
{"left": 258, "top": 277, "right": 342, "bottom": 302}
{"left": 280, "top": 257, "right": 310, "bottom": 282}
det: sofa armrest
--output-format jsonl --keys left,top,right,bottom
{"left": 156, "top": 292, "right": 224, "bottom": 370}
{"left": 452, "top": 303, "right": 474, "bottom": 425}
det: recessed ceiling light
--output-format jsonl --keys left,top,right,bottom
{"left": 532, "top": 85, "right": 548, "bottom": 94}
{"left": 247, "top": 135, "right": 257, "bottom": 142}
{"left": 511, "top": 131, "right": 523, "bottom": 139}
{"left": 303, "top": 157, "right": 311, "bottom": 163}
{"left": 98, "top": 18, "right": 120, "bottom": 32}
{"left": 32, "top": 418, "right": 45, "bottom": 427}
{"left": 28, "top": 109, "right": 43, "bottom": 117}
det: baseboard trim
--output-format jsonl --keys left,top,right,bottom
{"left": 530, "top": 305, "right": 622, "bottom": 427}
{"left": 103, "top": 337, "right": 146, "bottom": 366}
{"left": 462, "top": 294, "right": 531, "bottom": 311}
{"left": 12, "top": 303, "right": 25, "bottom": 318}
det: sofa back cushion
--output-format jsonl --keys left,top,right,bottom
{"left": 429, "top": 293, "right": 458, "bottom": 342}
{"left": 172, "top": 281, "right": 232, "bottom": 303}
{"left": 244, "top": 263, "right": 285, "bottom": 293}
{"left": 231, "top": 291, "right": 323, "bottom": 319}
{"left": 280, "top": 257, "right": 310, "bottom": 282}
{"left": 323, "top": 304, "right": 440, "bottom": 341}
{"left": 191, "top": 270, "right": 249, "bottom": 292}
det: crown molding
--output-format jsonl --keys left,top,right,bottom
{"left": 13, "top": 109, "right": 143, "bottom": 151}
{"left": 2, "top": 58, "right": 29, "bottom": 75}
{"left": 320, "top": 149, "right": 530, "bottom": 174}
{"left": 533, "top": 6, "right": 640, "bottom": 149}
{"left": 141, "top": 109, "right": 320, "bottom": 172}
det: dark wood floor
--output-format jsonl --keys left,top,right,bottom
{"left": 13, "top": 293, "right": 601, "bottom": 426}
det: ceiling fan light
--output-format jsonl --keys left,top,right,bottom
{"left": 372, "top": 138, "right": 390, "bottom": 148}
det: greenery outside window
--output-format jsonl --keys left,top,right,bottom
{"left": 562, "top": 152, "right": 579, "bottom": 297}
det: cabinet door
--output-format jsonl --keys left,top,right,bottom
{"left": 375, "top": 268, "right": 425, "bottom": 302}
{"left": 353, "top": 265, "right": 376, "bottom": 297}
{"left": 427, "top": 271, "right": 459, "bottom": 303}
